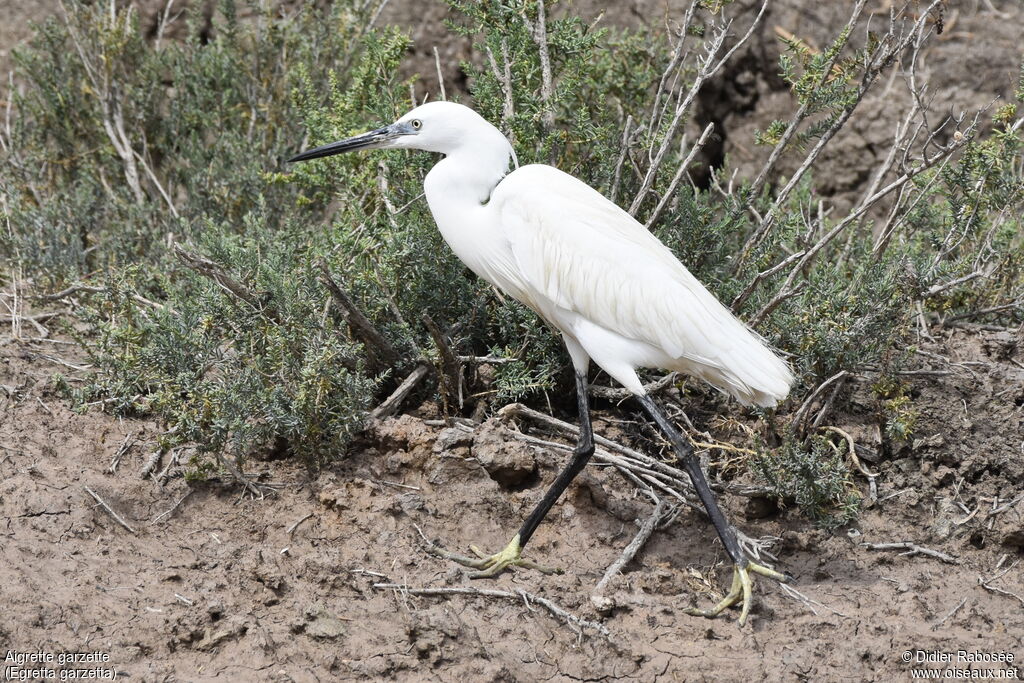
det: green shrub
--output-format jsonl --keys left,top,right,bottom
{"left": 751, "top": 433, "right": 862, "bottom": 529}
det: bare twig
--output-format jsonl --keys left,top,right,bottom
{"left": 526, "top": 0, "right": 555, "bottom": 140}
{"left": 422, "top": 313, "right": 463, "bottom": 410}
{"left": 989, "top": 493, "right": 1024, "bottom": 516}
{"left": 588, "top": 372, "right": 678, "bottom": 401}
{"left": 931, "top": 597, "right": 967, "bottom": 630}
{"left": 84, "top": 486, "right": 137, "bottom": 535}
{"left": 150, "top": 490, "right": 192, "bottom": 525}
{"left": 736, "top": 0, "right": 868, "bottom": 265}
{"left": 923, "top": 270, "right": 986, "bottom": 299}
{"left": 367, "top": 363, "right": 430, "bottom": 422}
{"left": 778, "top": 582, "right": 850, "bottom": 619}
{"left": 791, "top": 370, "right": 849, "bottom": 430}
{"left": 498, "top": 403, "right": 768, "bottom": 499}
{"left": 609, "top": 115, "right": 634, "bottom": 203}
{"left": 107, "top": 432, "right": 136, "bottom": 474}
{"left": 731, "top": 250, "right": 807, "bottom": 311}
{"left": 432, "top": 46, "right": 446, "bottom": 101}
{"left": 319, "top": 262, "right": 400, "bottom": 371}
{"left": 214, "top": 452, "right": 265, "bottom": 500}
{"left": 862, "top": 541, "right": 958, "bottom": 564}
{"left": 750, "top": 118, "right": 977, "bottom": 327}
{"left": 644, "top": 122, "right": 714, "bottom": 229}
{"left": 485, "top": 41, "right": 515, "bottom": 137}
{"left": 287, "top": 512, "right": 314, "bottom": 537}
{"left": 175, "top": 244, "right": 266, "bottom": 315}
{"left": 594, "top": 497, "right": 671, "bottom": 594}
{"left": 628, "top": 2, "right": 767, "bottom": 216}
{"left": 373, "top": 583, "right": 609, "bottom": 636}
{"left": 978, "top": 560, "right": 1024, "bottom": 607}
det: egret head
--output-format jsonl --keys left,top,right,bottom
{"left": 288, "top": 101, "right": 514, "bottom": 163}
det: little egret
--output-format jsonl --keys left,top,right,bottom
{"left": 289, "top": 101, "right": 795, "bottom": 625}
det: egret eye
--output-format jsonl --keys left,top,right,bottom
{"left": 411, "top": 119, "right": 422, "bottom": 130}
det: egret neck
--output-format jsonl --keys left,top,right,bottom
{"left": 422, "top": 126, "right": 515, "bottom": 284}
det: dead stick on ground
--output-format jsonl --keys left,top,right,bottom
{"left": 861, "top": 541, "right": 959, "bottom": 564}
{"left": 151, "top": 490, "right": 192, "bottom": 525}
{"left": 778, "top": 583, "right": 850, "bottom": 619}
{"left": 84, "top": 486, "right": 137, "bottom": 535}
{"left": 139, "top": 449, "right": 163, "bottom": 480}
{"left": 978, "top": 560, "right": 1023, "bottom": 607}
{"left": 594, "top": 497, "right": 670, "bottom": 594}
{"left": 931, "top": 597, "right": 968, "bottom": 630}
{"left": 108, "top": 431, "right": 136, "bottom": 474}
{"left": 978, "top": 581, "right": 1024, "bottom": 607}
{"left": 287, "top": 512, "right": 314, "bottom": 537}
{"left": 373, "top": 583, "right": 609, "bottom": 636}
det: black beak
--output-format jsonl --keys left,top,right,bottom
{"left": 288, "top": 125, "right": 395, "bottom": 163}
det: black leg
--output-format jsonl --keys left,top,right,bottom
{"left": 516, "top": 371, "right": 595, "bottom": 547}
{"left": 636, "top": 394, "right": 747, "bottom": 568}
{"left": 424, "top": 370, "right": 595, "bottom": 577}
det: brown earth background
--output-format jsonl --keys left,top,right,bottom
{"left": 2, "top": 1, "right": 1023, "bottom": 681}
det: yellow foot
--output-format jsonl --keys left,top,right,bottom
{"left": 686, "top": 561, "right": 791, "bottom": 626}
{"left": 425, "top": 534, "right": 564, "bottom": 578}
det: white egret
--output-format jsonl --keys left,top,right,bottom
{"left": 289, "top": 101, "right": 795, "bottom": 625}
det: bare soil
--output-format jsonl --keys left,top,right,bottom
{"left": 1, "top": 323, "right": 1022, "bottom": 681}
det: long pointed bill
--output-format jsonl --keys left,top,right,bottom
{"left": 288, "top": 124, "right": 397, "bottom": 163}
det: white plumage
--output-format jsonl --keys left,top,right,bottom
{"left": 410, "top": 102, "right": 792, "bottom": 408}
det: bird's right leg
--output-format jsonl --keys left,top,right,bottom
{"left": 426, "top": 370, "right": 594, "bottom": 578}
{"left": 637, "top": 394, "right": 790, "bottom": 625}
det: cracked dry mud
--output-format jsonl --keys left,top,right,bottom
{"left": 1, "top": 323, "right": 1022, "bottom": 681}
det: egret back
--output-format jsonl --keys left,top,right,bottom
{"left": 490, "top": 165, "right": 794, "bottom": 407}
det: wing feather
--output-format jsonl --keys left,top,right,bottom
{"left": 490, "top": 164, "right": 793, "bottom": 405}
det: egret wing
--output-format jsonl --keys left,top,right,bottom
{"left": 490, "top": 164, "right": 792, "bottom": 404}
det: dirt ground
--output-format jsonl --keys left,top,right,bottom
{"left": 2, "top": 0, "right": 1023, "bottom": 681}
{"left": 1, "top": 322, "right": 1022, "bottom": 681}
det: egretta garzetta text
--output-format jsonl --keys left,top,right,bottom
{"left": 289, "top": 101, "right": 795, "bottom": 625}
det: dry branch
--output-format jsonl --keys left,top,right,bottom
{"left": 485, "top": 41, "right": 515, "bottom": 137}
{"left": 498, "top": 402, "right": 769, "bottom": 500}
{"left": 107, "top": 432, "right": 136, "bottom": 474}
{"left": 861, "top": 541, "right": 958, "bottom": 564}
{"left": 587, "top": 372, "right": 678, "bottom": 401}
{"left": 287, "top": 512, "right": 314, "bottom": 536}
{"left": 422, "top": 314, "right": 463, "bottom": 410}
{"left": 318, "top": 262, "right": 401, "bottom": 371}
{"left": 373, "top": 583, "right": 609, "bottom": 636}
{"left": 175, "top": 244, "right": 266, "bottom": 314}
{"left": 594, "top": 497, "right": 671, "bottom": 594}
{"left": 643, "top": 122, "right": 714, "bottom": 229}
{"left": 367, "top": 363, "right": 430, "bottom": 422}
{"left": 150, "top": 489, "right": 192, "bottom": 524}
{"left": 628, "top": 2, "right": 768, "bottom": 216}
{"left": 524, "top": 0, "right": 555, "bottom": 141}
{"left": 84, "top": 485, "right": 137, "bottom": 534}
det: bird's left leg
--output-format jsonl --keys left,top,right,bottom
{"left": 637, "top": 394, "right": 790, "bottom": 625}
{"left": 427, "top": 370, "right": 595, "bottom": 578}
